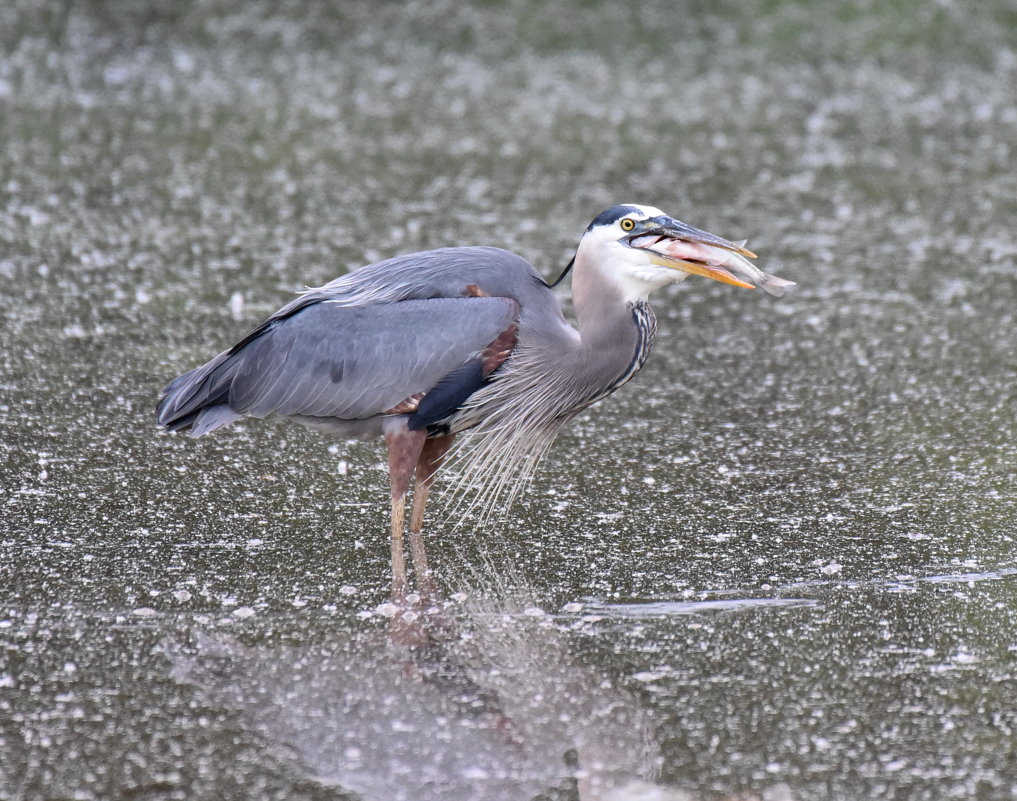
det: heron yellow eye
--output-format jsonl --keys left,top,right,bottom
{"left": 620, "top": 218, "right": 636, "bottom": 231}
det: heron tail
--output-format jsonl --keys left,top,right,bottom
{"left": 156, "top": 351, "right": 243, "bottom": 437}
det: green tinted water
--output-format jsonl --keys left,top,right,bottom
{"left": 2, "top": 1, "right": 1016, "bottom": 799}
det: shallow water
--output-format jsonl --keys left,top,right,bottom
{"left": 2, "top": 1, "right": 1016, "bottom": 799}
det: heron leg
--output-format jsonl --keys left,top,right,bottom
{"left": 384, "top": 424, "right": 427, "bottom": 602}
{"left": 408, "top": 434, "right": 455, "bottom": 599}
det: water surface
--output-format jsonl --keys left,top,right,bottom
{"left": 2, "top": 1, "right": 1016, "bottom": 799}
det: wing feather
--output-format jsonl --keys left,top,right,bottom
{"left": 227, "top": 297, "right": 517, "bottom": 421}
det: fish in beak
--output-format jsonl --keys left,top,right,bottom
{"left": 626, "top": 215, "right": 795, "bottom": 297}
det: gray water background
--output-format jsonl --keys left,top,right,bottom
{"left": 1, "top": 1, "right": 1016, "bottom": 799}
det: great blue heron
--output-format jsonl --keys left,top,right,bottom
{"left": 157, "top": 204, "right": 792, "bottom": 599}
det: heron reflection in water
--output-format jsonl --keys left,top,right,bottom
{"left": 157, "top": 204, "right": 792, "bottom": 597}
{"left": 166, "top": 582, "right": 798, "bottom": 801}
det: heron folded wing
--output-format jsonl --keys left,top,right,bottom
{"left": 228, "top": 297, "right": 518, "bottom": 421}
{"left": 407, "top": 359, "right": 485, "bottom": 431}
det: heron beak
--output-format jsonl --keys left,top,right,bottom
{"left": 628, "top": 215, "right": 795, "bottom": 297}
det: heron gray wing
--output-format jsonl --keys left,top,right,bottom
{"left": 157, "top": 246, "right": 572, "bottom": 437}
{"left": 228, "top": 297, "right": 518, "bottom": 421}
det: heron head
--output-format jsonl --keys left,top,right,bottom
{"left": 575, "top": 203, "right": 793, "bottom": 301}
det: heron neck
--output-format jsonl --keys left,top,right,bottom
{"left": 572, "top": 255, "right": 643, "bottom": 341}
{"left": 571, "top": 268, "right": 657, "bottom": 392}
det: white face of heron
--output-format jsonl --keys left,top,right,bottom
{"left": 575, "top": 203, "right": 693, "bottom": 303}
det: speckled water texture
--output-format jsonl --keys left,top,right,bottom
{"left": 2, "top": 1, "right": 1016, "bottom": 799}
